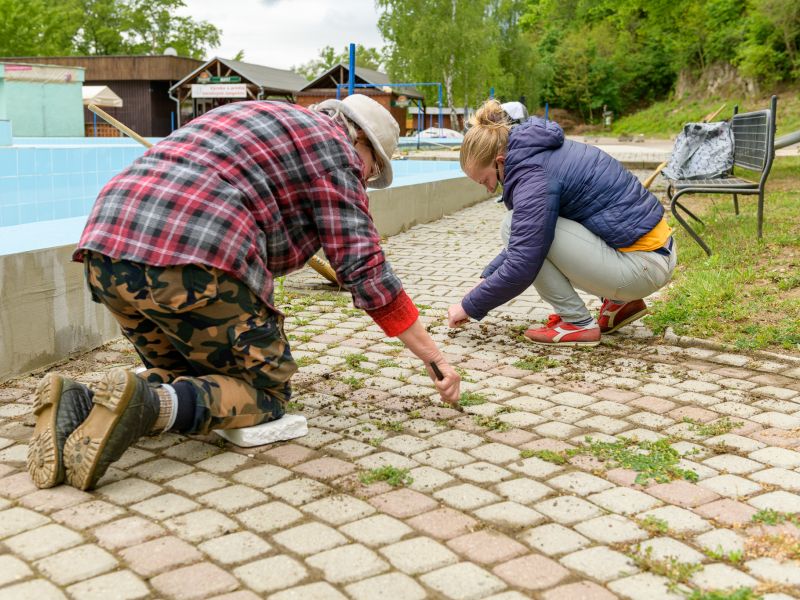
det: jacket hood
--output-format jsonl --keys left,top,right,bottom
{"left": 503, "top": 117, "right": 564, "bottom": 203}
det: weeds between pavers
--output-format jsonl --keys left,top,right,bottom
{"left": 637, "top": 515, "right": 670, "bottom": 535}
{"left": 512, "top": 356, "right": 560, "bottom": 371}
{"left": 472, "top": 415, "right": 511, "bottom": 432}
{"left": 359, "top": 466, "right": 413, "bottom": 487}
{"left": 703, "top": 546, "right": 744, "bottom": 565}
{"left": 522, "top": 436, "right": 699, "bottom": 485}
{"left": 686, "top": 588, "right": 762, "bottom": 600}
{"left": 751, "top": 508, "right": 800, "bottom": 527}
{"left": 682, "top": 416, "right": 743, "bottom": 437}
{"left": 459, "top": 391, "right": 488, "bottom": 407}
{"left": 630, "top": 546, "right": 703, "bottom": 592}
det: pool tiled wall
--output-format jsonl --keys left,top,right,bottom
{"left": 0, "top": 144, "right": 145, "bottom": 227}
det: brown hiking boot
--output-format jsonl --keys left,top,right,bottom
{"left": 27, "top": 374, "right": 94, "bottom": 488}
{"left": 63, "top": 368, "right": 160, "bottom": 490}
{"left": 598, "top": 299, "right": 648, "bottom": 334}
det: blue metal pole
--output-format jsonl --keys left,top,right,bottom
{"left": 170, "top": 112, "right": 175, "bottom": 132}
{"left": 545, "top": 102, "right": 548, "bottom": 123}
{"left": 489, "top": 87, "right": 494, "bottom": 99}
{"left": 348, "top": 43, "right": 356, "bottom": 97}
{"left": 437, "top": 84, "right": 443, "bottom": 132}
{"left": 93, "top": 112, "right": 97, "bottom": 137}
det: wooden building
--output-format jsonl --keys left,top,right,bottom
{"left": 408, "top": 106, "right": 466, "bottom": 133}
{"left": 295, "top": 65, "right": 425, "bottom": 135}
{"left": 0, "top": 55, "right": 202, "bottom": 137}
{"left": 169, "top": 57, "right": 309, "bottom": 127}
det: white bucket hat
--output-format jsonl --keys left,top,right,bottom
{"left": 316, "top": 94, "right": 399, "bottom": 189}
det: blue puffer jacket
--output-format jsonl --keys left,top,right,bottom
{"left": 462, "top": 117, "right": 663, "bottom": 320}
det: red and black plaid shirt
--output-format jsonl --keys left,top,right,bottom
{"left": 75, "top": 101, "right": 417, "bottom": 335}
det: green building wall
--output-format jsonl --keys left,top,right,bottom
{"left": 0, "top": 63, "right": 85, "bottom": 137}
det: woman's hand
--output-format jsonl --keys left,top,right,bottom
{"left": 426, "top": 360, "right": 461, "bottom": 408}
{"left": 447, "top": 304, "right": 470, "bottom": 328}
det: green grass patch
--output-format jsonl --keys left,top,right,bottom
{"left": 637, "top": 515, "right": 670, "bottom": 535}
{"left": 472, "top": 415, "right": 510, "bottom": 432}
{"left": 359, "top": 466, "right": 413, "bottom": 487}
{"left": 512, "top": 356, "right": 560, "bottom": 371}
{"left": 519, "top": 449, "right": 569, "bottom": 464}
{"left": 631, "top": 546, "right": 703, "bottom": 591}
{"left": 686, "top": 588, "right": 762, "bottom": 600}
{"left": 612, "top": 93, "right": 800, "bottom": 139}
{"left": 682, "top": 417, "right": 742, "bottom": 437}
{"left": 459, "top": 391, "right": 488, "bottom": 407}
{"left": 751, "top": 508, "right": 800, "bottom": 527}
{"left": 582, "top": 437, "right": 698, "bottom": 485}
{"left": 703, "top": 546, "right": 744, "bottom": 565}
{"left": 645, "top": 156, "right": 800, "bottom": 353}
{"left": 340, "top": 376, "right": 364, "bottom": 390}
{"left": 372, "top": 420, "right": 404, "bottom": 432}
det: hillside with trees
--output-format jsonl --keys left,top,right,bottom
{"left": 377, "top": 0, "right": 799, "bottom": 125}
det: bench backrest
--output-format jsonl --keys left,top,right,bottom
{"left": 732, "top": 95, "right": 777, "bottom": 185}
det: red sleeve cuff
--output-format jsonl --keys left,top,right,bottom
{"left": 365, "top": 290, "right": 419, "bottom": 337}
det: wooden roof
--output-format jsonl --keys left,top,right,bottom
{"left": 0, "top": 55, "right": 202, "bottom": 81}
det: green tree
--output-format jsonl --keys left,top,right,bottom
{"left": 378, "top": 0, "right": 502, "bottom": 121}
{"left": 293, "top": 45, "right": 384, "bottom": 81}
{"left": 1, "top": 0, "right": 220, "bottom": 59}
{"left": 0, "top": 0, "right": 80, "bottom": 56}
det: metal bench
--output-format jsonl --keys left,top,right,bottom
{"left": 666, "top": 95, "right": 777, "bottom": 256}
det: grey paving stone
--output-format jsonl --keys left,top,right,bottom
{"left": 519, "top": 523, "right": 591, "bottom": 556}
{"left": 608, "top": 572, "right": 683, "bottom": 600}
{"left": 268, "top": 582, "right": 346, "bottom": 600}
{"left": 587, "top": 487, "right": 662, "bottom": 515}
{"left": 747, "top": 490, "right": 800, "bottom": 513}
{"left": 4, "top": 524, "right": 83, "bottom": 560}
{"left": 636, "top": 506, "right": 712, "bottom": 534}
{"left": 379, "top": 536, "right": 459, "bottom": 574}
{"left": 302, "top": 494, "right": 376, "bottom": 525}
{"left": 339, "top": 514, "right": 412, "bottom": 547}
{"left": 750, "top": 467, "right": 800, "bottom": 491}
{"left": 0, "top": 555, "right": 32, "bottom": 587}
{"left": 65, "top": 570, "right": 149, "bottom": 600}
{"left": 407, "top": 466, "right": 454, "bottom": 492}
{"left": 234, "top": 555, "right": 308, "bottom": 593}
{"left": 534, "top": 496, "right": 604, "bottom": 525}
{"left": 0, "top": 507, "right": 49, "bottom": 539}
{"left": 638, "top": 537, "right": 706, "bottom": 563}
{"left": 559, "top": 546, "right": 639, "bottom": 582}
{"left": 494, "top": 478, "right": 552, "bottom": 504}
{"left": 690, "top": 563, "right": 758, "bottom": 589}
{"left": 345, "top": 572, "right": 427, "bottom": 600}
{"left": 163, "top": 509, "right": 239, "bottom": 543}
{"left": 694, "top": 528, "right": 746, "bottom": 555}
{"left": 433, "top": 483, "right": 501, "bottom": 510}
{"left": 746, "top": 557, "right": 800, "bottom": 586}
{"left": 574, "top": 515, "right": 648, "bottom": 544}
{"left": 473, "top": 501, "right": 545, "bottom": 528}
{"left": 306, "top": 544, "right": 389, "bottom": 584}
{"left": 547, "top": 472, "right": 615, "bottom": 496}
{"left": 420, "top": 562, "right": 507, "bottom": 600}
{"left": 198, "top": 531, "right": 272, "bottom": 565}
{"left": 236, "top": 501, "right": 303, "bottom": 533}
{"left": 35, "top": 543, "right": 118, "bottom": 586}
{"left": 0, "top": 579, "right": 69, "bottom": 600}
{"left": 273, "top": 522, "right": 348, "bottom": 556}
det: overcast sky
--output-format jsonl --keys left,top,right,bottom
{"left": 178, "top": 0, "right": 385, "bottom": 71}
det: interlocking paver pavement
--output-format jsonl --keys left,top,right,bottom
{"left": 2, "top": 196, "right": 800, "bottom": 598}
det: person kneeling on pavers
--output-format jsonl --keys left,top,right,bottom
{"left": 27, "top": 95, "right": 461, "bottom": 491}
{"left": 447, "top": 99, "right": 676, "bottom": 346}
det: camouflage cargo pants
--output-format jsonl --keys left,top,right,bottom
{"left": 84, "top": 251, "right": 297, "bottom": 434}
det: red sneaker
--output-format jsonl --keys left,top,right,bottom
{"left": 598, "top": 299, "right": 648, "bottom": 333}
{"left": 524, "top": 314, "right": 601, "bottom": 347}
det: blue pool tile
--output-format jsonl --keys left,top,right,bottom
{"left": 35, "top": 149, "right": 52, "bottom": 174}
{"left": 52, "top": 174, "right": 70, "bottom": 201}
{"left": 81, "top": 148, "right": 98, "bottom": 173}
{"left": 35, "top": 175, "right": 54, "bottom": 203}
{"left": 97, "top": 149, "right": 111, "bottom": 171}
{"left": 83, "top": 196, "right": 97, "bottom": 213}
{"left": 19, "top": 203, "right": 37, "bottom": 225}
{"left": 69, "top": 197, "right": 84, "bottom": 217}
{"left": 68, "top": 173, "right": 83, "bottom": 197}
{"left": 0, "top": 149, "right": 17, "bottom": 177}
{"left": 83, "top": 172, "right": 99, "bottom": 197}
{"left": 51, "top": 149, "right": 71, "bottom": 174}
{"left": 36, "top": 201, "right": 55, "bottom": 222}
{"left": 0, "top": 204, "right": 19, "bottom": 227}
{"left": 17, "top": 176, "right": 36, "bottom": 204}
{"left": 17, "top": 148, "right": 36, "bottom": 176}
{"left": 68, "top": 149, "right": 83, "bottom": 172}
{"left": 0, "top": 178, "right": 18, "bottom": 206}
{"left": 53, "top": 199, "right": 71, "bottom": 220}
